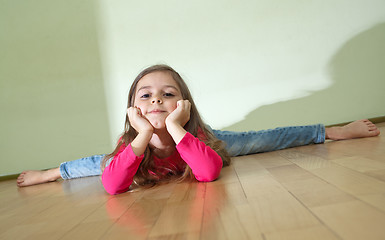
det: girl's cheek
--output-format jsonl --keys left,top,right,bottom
{"left": 167, "top": 101, "right": 177, "bottom": 111}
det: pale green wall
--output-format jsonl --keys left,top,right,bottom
{"left": 0, "top": 0, "right": 111, "bottom": 175}
{"left": 225, "top": 22, "right": 385, "bottom": 131}
{"left": 98, "top": 0, "right": 385, "bottom": 138}
{"left": 1, "top": 0, "right": 385, "bottom": 176}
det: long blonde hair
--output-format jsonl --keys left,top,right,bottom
{"left": 101, "top": 65, "right": 230, "bottom": 189}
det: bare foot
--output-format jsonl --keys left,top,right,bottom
{"left": 17, "top": 168, "right": 61, "bottom": 187}
{"left": 325, "top": 119, "right": 380, "bottom": 140}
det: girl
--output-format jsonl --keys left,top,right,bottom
{"left": 17, "top": 65, "right": 381, "bottom": 193}
{"left": 101, "top": 65, "right": 230, "bottom": 194}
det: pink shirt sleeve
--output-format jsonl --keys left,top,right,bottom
{"left": 101, "top": 143, "right": 144, "bottom": 195}
{"left": 176, "top": 132, "right": 223, "bottom": 182}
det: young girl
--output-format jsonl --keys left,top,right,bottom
{"left": 17, "top": 65, "right": 381, "bottom": 193}
{"left": 101, "top": 65, "right": 231, "bottom": 194}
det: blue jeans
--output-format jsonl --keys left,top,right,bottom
{"left": 60, "top": 124, "right": 325, "bottom": 179}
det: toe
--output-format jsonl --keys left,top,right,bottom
{"left": 369, "top": 128, "right": 380, "bottom": 136}
{"left": 17, "top": 174, "right": 24, "bottom": 181}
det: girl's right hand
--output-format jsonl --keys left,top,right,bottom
{"left": 127, "top": 107, "right": 154, "bottom": 134}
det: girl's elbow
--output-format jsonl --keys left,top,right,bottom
{"left": 102, "top": 181, "right": 119, "bottom": 195}
{"left": 101, "top": 175, "right": 130, "bottom": 195}
{"left": 103, "top": 184, "right": 128, "bottom": 195}
{"left": 195, "top": 169, "right": 221, "bottom": 182}
{"left": 198, "top": 159, "right": 223, "bottom": 182}
{"left": 105, "top": 188, "right": 119, "bottom": 195}
{"left": 196, "top": 175, "right": 219, "bottom": 182}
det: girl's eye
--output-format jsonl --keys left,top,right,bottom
{"left": 141, "top": 94, "right": 150, "bottom": 98}
{"left": 164, "top": 93, "right": 174, "bottom": 97}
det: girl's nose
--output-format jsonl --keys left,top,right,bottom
{"left": 151, "top": 99, "right": 163, "bottom": 104}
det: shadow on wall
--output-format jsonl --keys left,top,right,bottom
{"left": 223, "top": 22, "right": 385, "bottom": 132}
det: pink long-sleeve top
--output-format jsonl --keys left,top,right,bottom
{"left": 102, "top": 132, "right": 223, "bottom": 195}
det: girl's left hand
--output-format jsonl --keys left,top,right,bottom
{"left": 165, "top": 100, "right": 191, "bottom": 128}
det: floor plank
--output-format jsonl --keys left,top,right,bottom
{"left": 312, "top": 200, "right": 385, "bottom": 240}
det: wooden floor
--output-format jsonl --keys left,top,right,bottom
{"left": 1, "top": 123, "right": 385, "bottom": 240}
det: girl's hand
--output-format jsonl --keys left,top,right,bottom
{"left": 127, "top": 107, "right": 154, "bottom": 134}
{"left": 127, "top": 107, "right": 153, "bottom": 156}
{"left": 165, "top": 100, "right": 191, "bottom": 144}
{"left": 165, "top": 100, "right": 191, "bottom": 128}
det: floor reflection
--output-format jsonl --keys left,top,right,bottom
{"left": 104, "top": 181, "right": 229, "bottom": 238}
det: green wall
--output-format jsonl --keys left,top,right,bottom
{"left": 224, "top": 23, "right": 385, "bottom": 131}
{"left": 0, "top": 0, "right": 111, "bottom": 175}
{"left": 98, "top": 0, "right": 385, "bottom": 136}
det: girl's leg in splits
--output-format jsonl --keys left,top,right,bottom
{"left": 211, "top": 119, "right": 380, "bottom": 157}
{"left": 17, "top": 154, "right": 106, "bottom": 187}
{"left": 59, "top": 154, "right": 106, "bottom": 179}
{"left": 211, "top": 124, "right": 325, "bottom": 157}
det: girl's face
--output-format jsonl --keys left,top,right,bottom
{"left": 133, "top": 71, "right": 183, "bottom": 129}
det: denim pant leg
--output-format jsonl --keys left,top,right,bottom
{"left": 211, "top": 124, "right": 325, "bottom": 157}
{"left": 59, "top": 154, "right": 106, "bottom": 179}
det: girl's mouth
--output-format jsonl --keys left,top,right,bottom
{"left": 148, "top": 109, "right": 166, "bottom": 114}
